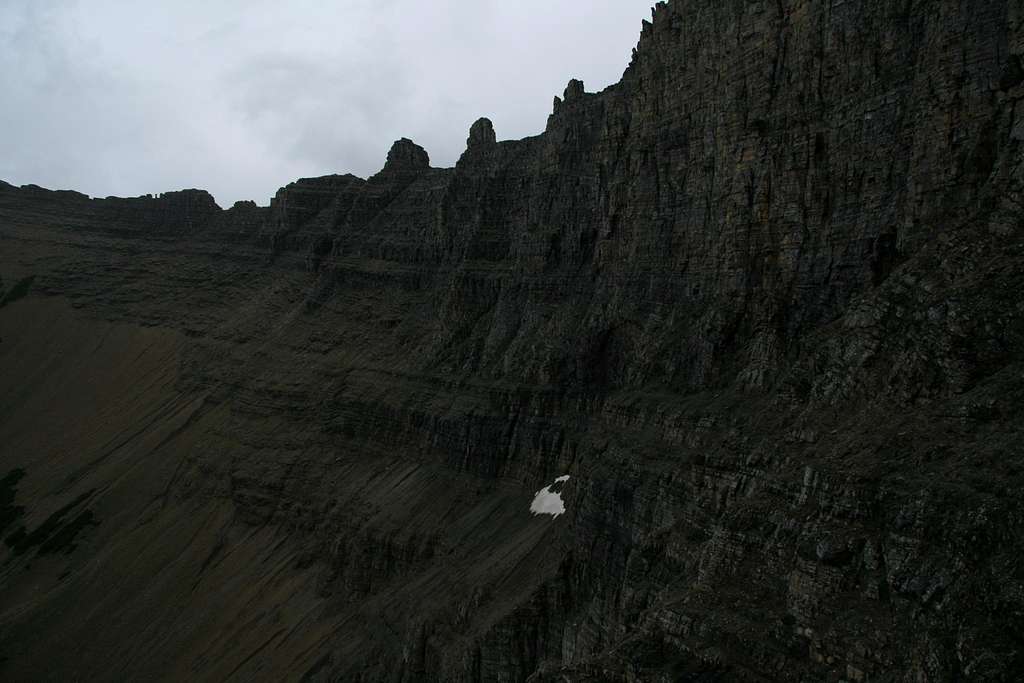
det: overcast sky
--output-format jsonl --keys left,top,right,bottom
{"left": 1, "top": 1, "right": 653, "bottom": 206}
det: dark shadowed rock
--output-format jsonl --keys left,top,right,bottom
{"left": 563, "top": 78, "right": 584, "bottom": 100}
{"left": 467, "top": 117, "right": 497, "bottom": 149}
{"left": 1000, "top": 53, "right": 1024, "bottom": 90}
{"left": 1, "top": 1, "right": 1023, "bottom": 681}
{"left": 381, "top": 137, "right": 431, "bottom": 173}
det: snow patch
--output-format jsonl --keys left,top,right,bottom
{"left": 530, "top": 475, "right": 571, "bottom": 518}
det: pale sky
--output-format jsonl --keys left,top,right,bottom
{"left": 0, "top": 1, "right": 654, "bottom": 206}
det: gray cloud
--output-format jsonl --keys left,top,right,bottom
{"left": 0, "top": 1, "right": 654, "bottom": 206}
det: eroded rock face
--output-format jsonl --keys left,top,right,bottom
{"left": 467, "top": 118, "right": 497, "bottom": 149}
{"left": 383, "top": 137, "right": 432, "bottom": 172}
{"left": 1, "top": 1, "right": 1023, "bottom": 681}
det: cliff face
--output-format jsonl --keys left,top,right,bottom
{"left": 2, "top": 1, "right": 1024, "bottom": 681}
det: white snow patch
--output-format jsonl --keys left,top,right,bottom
{"left": 530, "top": 487, "right": 565, "bottom": 517}
{"left": 530, "top": 475, "right": 571, "bottom": 518}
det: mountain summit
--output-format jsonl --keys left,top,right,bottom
{"left": 1, "top": 1, "right": 1023, "bottom": 680}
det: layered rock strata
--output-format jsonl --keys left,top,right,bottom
{"left": 1, "top": 1, "right": 1023, "bottom": 680}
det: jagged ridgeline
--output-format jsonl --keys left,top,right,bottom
{"left": 1, "top": 1, "right": 1023, "bottom": 681}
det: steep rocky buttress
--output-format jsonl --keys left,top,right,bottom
{"left": 2, "top": 1, "right": 1024, "bottom": 681}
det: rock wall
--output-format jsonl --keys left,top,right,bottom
{"left": 1, "top": 1, "right": 1023, "bottom": 681}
